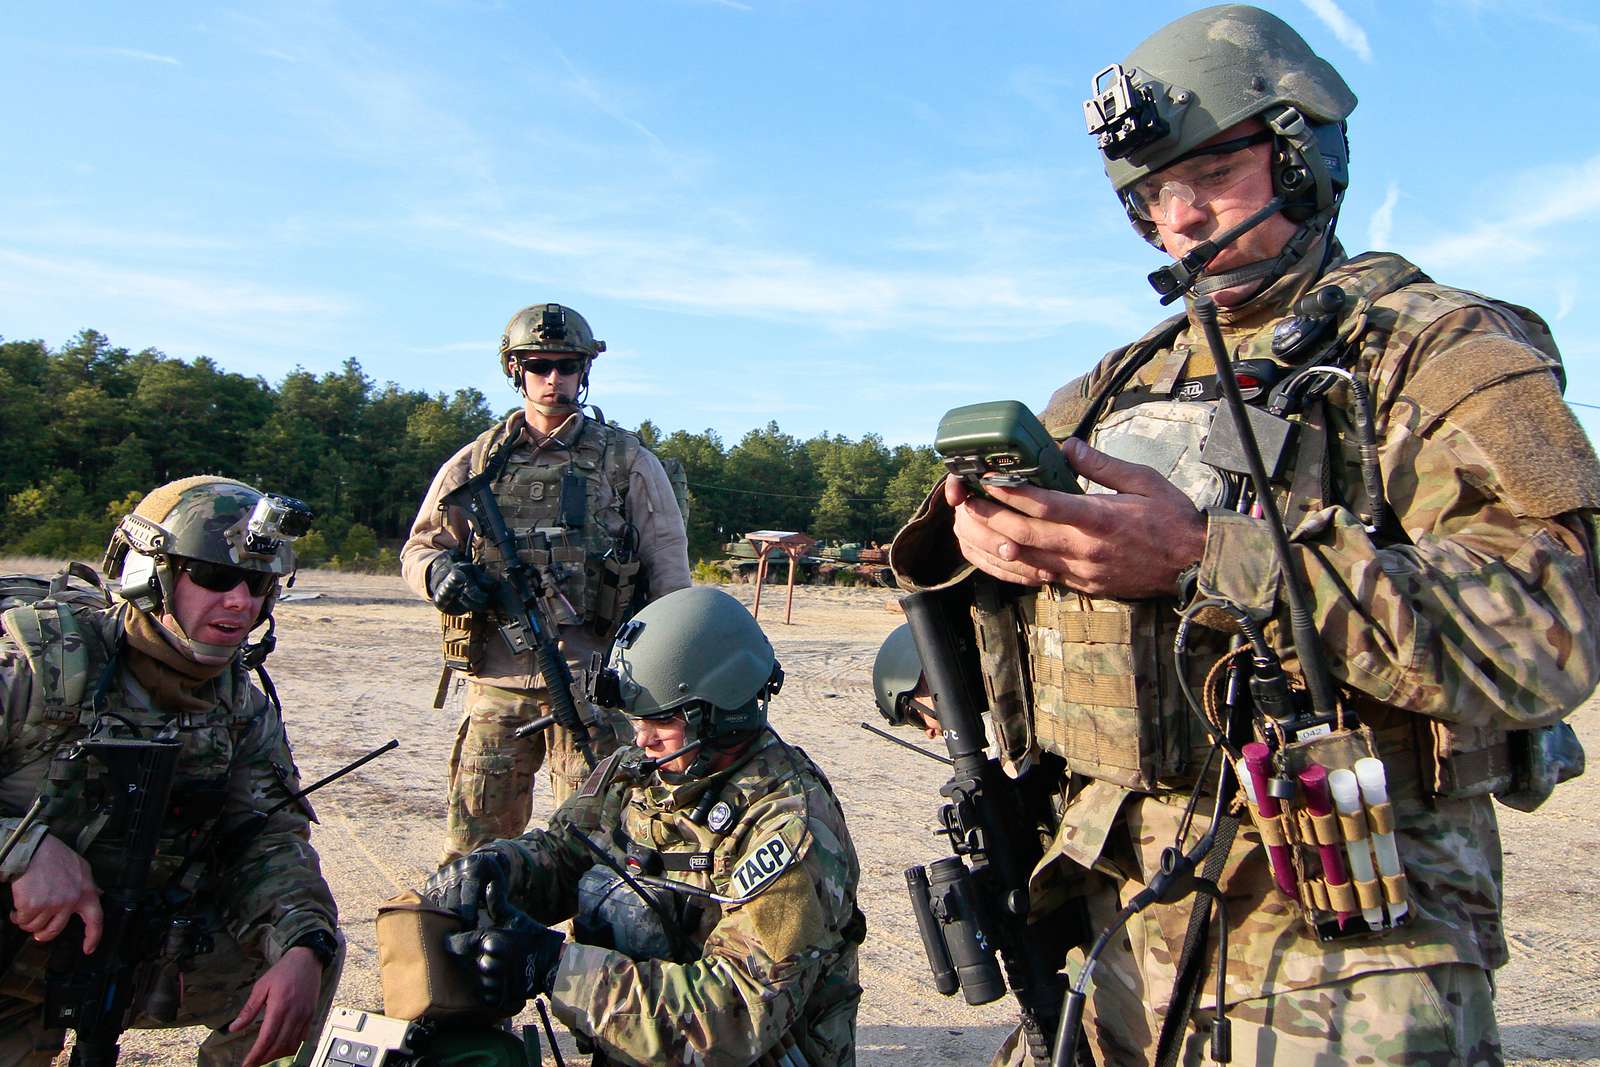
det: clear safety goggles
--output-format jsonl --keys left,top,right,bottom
{"left": 1127, "top": 133, "right": 1272, "bottom": 225}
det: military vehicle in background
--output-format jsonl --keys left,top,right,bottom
{"left": 714, "top": 536, "right": 894, "bottom": 587}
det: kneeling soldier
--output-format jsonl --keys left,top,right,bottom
{"left": 424, "top": 587, "right": 864, "bottom": 1067}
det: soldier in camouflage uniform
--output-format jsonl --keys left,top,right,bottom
{"left": 891, "top": 6, "right": 1600, "bottom": 1065}
{"left": 424, "top": 587, "right": 864, "bottom": 1066}
{"left": 0, "top": 477, "right": 341, "bottom": 1066}
{"left": 403, "top": 302, "right": 691, "bottom": 865}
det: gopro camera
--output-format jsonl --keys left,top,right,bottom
{"left": 245, "top": 494, "right": 314, "bottom": 555}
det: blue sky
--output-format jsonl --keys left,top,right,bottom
{"left": 4, "top": 1, "right": 1598, "bottom": 446}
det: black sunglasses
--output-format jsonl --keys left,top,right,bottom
{"left": 518, "top": 357, "right": 583, "bottom": 377}
{"left": 179, "top": 558, "right": 277, "bottom": 596}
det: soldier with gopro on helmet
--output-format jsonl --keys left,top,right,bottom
{"left": 403, "top": 303, "right": 691, "bottom": 866}
{"left": 420, "top": 587, "right": 864, "bottom": 1066}
{"left": 891, "top": 4, "right": 1600, "bottom": 1063}
{"left": 0, "top": 477, "right": 340, "bottom": 1066}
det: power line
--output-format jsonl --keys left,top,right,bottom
{"left": 1569, "top": 400, "right": 1600, "bottom": 411}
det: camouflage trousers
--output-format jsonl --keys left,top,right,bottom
{"left": 0, "top": 927, "right": 345, "bottom": 1066}
{"left": 441, "top": 680, "right": 621, "bottom": 865}
{"left": 992, "top": 963, "right": 1501, "bottom": 1066}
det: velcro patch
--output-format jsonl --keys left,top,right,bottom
{"left": 730, "top": 833, "right": 794, "bottom": 898}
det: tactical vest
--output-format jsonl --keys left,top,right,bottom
{"left": 0, "top": 595, "right": 258, "bottom": 888}
{"left": 441, "top": 417, "right": 646, "bottom": 673}
{"left": 1026, "top": 252, "right": 1562, "bottom": 797}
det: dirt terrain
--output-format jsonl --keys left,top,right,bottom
{"left": 13, "top": 566, "right": 1598, "bottom": 1064}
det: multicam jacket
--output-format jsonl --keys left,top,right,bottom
{"left": 486, "top": 732, "right": 864, "bottom": 1067}
{"left": 892, "top": 242, "right": 1600, "bottom": 1007}
{"left": 0, "top": 603, "right": 338, "bottom": 984}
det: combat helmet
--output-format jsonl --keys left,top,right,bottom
{"left": 592, "top": 587, "right": 783, "bottom": 775}
{"left": 103, "top": 476, "right": 312, "bottom": 659}
{"left": 873, "top": 624, "right": 927, "bottom": 727}
{"left": 1084, "top": 4, "right": 1356, "bottom": 294}
{"left": 498, "top": 303, "right": 605, "bottom": 382}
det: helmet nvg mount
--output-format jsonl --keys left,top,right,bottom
{"left": 103, "top": 476, "right": 312, "bottom": 656}
{"left": 591, "top": 587, "right": 783, "bottom": 773}
{"left": 1084, "top": 4, "right": 1357, "bottom": 300}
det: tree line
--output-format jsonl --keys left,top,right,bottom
{"left": 1, "top": 330, "right": 945, "bottom": 567}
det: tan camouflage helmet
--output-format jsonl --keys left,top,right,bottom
{"left": 1086, "top": 4, "right": 1357, "bottom": 238}
{"left": 104, "top": 476, "right": 306, "bottom": 619}
{"left": 498, "top": 303, "right": 606, "bottom": 383}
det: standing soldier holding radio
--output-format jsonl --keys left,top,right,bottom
{"left": 404, "top": 302, "right": 691, "bottom": 865}
{"left": 892, "top": 5, "right": 1600, "bottom": 1064}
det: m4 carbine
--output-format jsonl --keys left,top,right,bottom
{"left": 442, "top": 457, "right": 597, "bottom": 768}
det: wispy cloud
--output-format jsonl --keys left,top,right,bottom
{"left": 97, "top": 47, "right": 180, "bottom": 66}
{"left": 1368, "top": 182, "right": 1400, "bottom": 249}
{"left": 1406, "top": 154, "right": 1600, "bottom": 272}
{"left": 0, "top": 249, "right": 351, "bottom": 321}
{"left": 1300, "top": 0, "right": 1374, "bottom": 62}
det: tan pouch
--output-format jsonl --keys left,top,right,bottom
{"left": 375, "top": 891, "right": 492, "bottom": 1022}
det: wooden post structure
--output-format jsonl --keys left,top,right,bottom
{"left": 743, "top": 531, "right": 815, "bottom": 624}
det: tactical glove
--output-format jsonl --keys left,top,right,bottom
{"left": 448, "top": 916, "right": 565, "bottom": 1016}
{"left": 428, "top": 555, "right": 493, "bottom": 616}
{"left": 423, "top": 848, "right": 509, "bottom": 927}
{"left": 446, "top": 882, "right": 565, "bottom": 1016}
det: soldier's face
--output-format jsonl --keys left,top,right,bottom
{"left": 518, "top": 353, "right": 586, "bottom": 409}
{"left": 632, "top": 712, "right": 693, "bottom": 773}
{"left": 166, "top": 567, "right": 266, "bottom": 649}
{"left": 1145, "top": 122, "right": 1301, "bottom": 307}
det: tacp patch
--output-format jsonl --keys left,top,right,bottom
{"left": 730, "top": 833, "right": 794, "bottom": 898}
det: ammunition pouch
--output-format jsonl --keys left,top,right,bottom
{"left": 1025, "top": 589, "right": 1214, "bottom": 791}
{"left": 376, "top": 891, "right": 496, "bottom": 1023}
{"left": 589, "top": 554, "right": 642, "bottom": 639}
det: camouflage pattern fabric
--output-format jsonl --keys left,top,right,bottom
{"left": 484, "top": 731, "right": 863, "bottom": 1067}
{"left": 440, "top": 680, "right": 623, "bottom": 865}
{"left": 892, "top": 243, "right": 1600, "bottom": 1059}
{"left": 0, "top": 930, "right": 345, "bottom": 1066}
{"left": 0, "top": 603, "right": 340, "bottom": 1047}
{"left": 991, "top": 961, "right": 1501, "bottom": 1066}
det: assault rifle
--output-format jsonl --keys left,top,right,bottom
{"left": 901, "top": 581, "right": 1093, "bottom": 1066}
{"left": 441, "top": 456, "right": 597, "bottom": 768}
{"left": 41, "top": 737, "right": 397, "bottom": 1066}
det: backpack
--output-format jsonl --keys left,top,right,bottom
{"left": 0, "top": 562, "right": 114, "bottom": 718}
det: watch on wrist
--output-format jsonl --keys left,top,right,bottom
{"left": 288, "top": 929, "right": 339, "bottom": 968}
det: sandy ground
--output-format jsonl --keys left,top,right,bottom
{"left": 7, "top": 564, "right": 1598, "bottom": 1064}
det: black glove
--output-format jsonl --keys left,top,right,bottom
{"left": 446, "top": 884, "right": 566, "bottom": 1016}
{"left": 428, "top": 555, "right": 493, "bottom": 615}
{"left": 423, "top": 848, "right": 509, "bottom": 927}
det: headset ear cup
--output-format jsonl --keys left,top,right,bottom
{"left": 118, "top": 552, "right": 164, "bottom": 615}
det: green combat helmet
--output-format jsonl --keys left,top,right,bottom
{"left": 873, "top": 623, "right": 926, "bottom": 727}
{"left": 592, "top": 587, "right": 784, "bottom": 775}
{"left": 1084, "top": 4, "right": 1357, "bottom": 297}
{"left": 102, "top": 476, "right": 313, "bottom": 660}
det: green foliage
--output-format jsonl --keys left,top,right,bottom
{"left": 690, "top": 559, "right": 729, "bottom": 584}
{"left": 0, "top": 328, "right": 952, "bottom": 565}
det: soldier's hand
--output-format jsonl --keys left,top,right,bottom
{"left": 229, "top": 945, "right": 324, "bottom": 1067}
{"left": 948, "top": 438, "right": 1207, "bottom": 599}
{"left": 446, "top": 889, "right": 565, "bottom": 1016}
{"left": 8, "top": 833, "right": 104, "bottom": 952}
{"left": 423, "top": 849, "right": 508, "bottom": 927}
{"left": 428, "top": 555, "right": 493, "bottom": 615}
